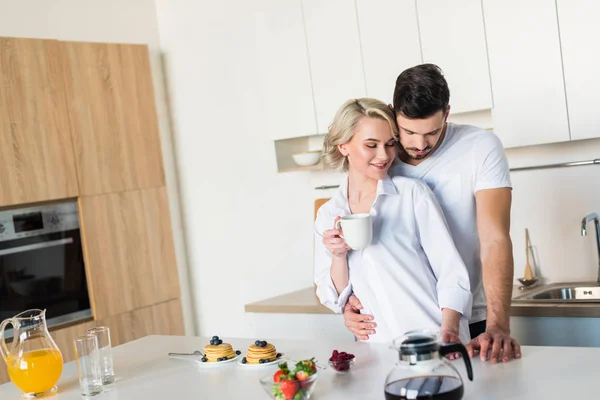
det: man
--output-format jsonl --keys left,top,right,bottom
{"left": 341, "top": 64, "right": 521, "bottom": 363}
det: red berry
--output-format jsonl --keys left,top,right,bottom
{"left": 279, "top": 379, "right": 299, "bottom": 400}
{"left": 273, "top": 370, "right": 285, "bottom": 383}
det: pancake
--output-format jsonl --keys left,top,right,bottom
{"left": 203, "top": 343, "right": 237, "bottom": 362}
{"left": 245, "top": 342, "right": 280, "bottom": 364}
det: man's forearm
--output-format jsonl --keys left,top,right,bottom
{"left": 481, "top": 237, "right": 514, "bottom": 331}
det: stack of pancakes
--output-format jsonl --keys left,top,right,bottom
{"left": 203, "top": 343, "right": 237, "bottom": 362}
{"left": 245, "top": 342, "right": 278, "bottom": 364}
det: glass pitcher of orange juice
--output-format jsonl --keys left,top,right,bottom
{"left": 0, "top": 309, "right": 63, "bottom": 398}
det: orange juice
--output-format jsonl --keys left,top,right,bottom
{"left": 7, "top": 348, "right": 63, "bottom": 394}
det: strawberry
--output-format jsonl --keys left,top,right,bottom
{"left": 293, "top": 358, "right": 317, "bottom": 376}
{"left": 273, "top": 370, "right": 286, "bottom": 383}
{"left": 279, "top": 379, "right": 299, "bottom": 400}
{"left": 295, "top": 370, "right": 309, "bottom": 381}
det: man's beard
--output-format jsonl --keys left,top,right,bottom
{"left": 405, "top": 147, "right": 432, "bottom": 160}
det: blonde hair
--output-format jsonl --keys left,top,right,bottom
{"left": 322, "top": 98, "right": 399, "bottom": 171}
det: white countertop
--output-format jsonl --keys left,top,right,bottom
{"left": 0, "top": 335, "right": 597, "bottom": 399}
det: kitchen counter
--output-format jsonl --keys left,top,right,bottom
{"left": 246, "top": 284, "right": 600, "bottom": 318}
{"left": 245, "top": 287, "right": 333, "bottom": 314}
{"left": 1, "top": 334, "right": 597, "bottom": 399}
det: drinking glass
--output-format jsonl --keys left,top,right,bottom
{"left": 87, "top": 326, "right": 115, "bottom": 385}
{"left": 73, "top": 335, "right": 103, "bottom": 396}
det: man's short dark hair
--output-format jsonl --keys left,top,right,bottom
{"left": 393, "top": 64, "right": 450, "bottom": 119}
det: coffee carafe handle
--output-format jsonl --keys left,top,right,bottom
{"left": 0, "top": 318, "right": 17, "bottom": 366}
{"left": 439, "top": 342, "right": 473, "bottom": 381}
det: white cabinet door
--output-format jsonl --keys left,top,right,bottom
{"left": 557, "top": 0, "right": 600, "bottom": 141}
{"left": 356, "top": 0, "right": 421, "bottom": 105}
{"left": 303, "top": 0, "right": 366, "bottom": 133}
{"left": 255, "top": 0, "right": 317, "bottom": 140}
{"left": 417, "top": 0, "right": 492, "bottom": 114}
{"left": 483, "top": 0, "right": 569, "bottom": 148}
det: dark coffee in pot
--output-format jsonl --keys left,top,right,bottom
{"left": 384, "top": 375, "right": 463, "bottom": 400}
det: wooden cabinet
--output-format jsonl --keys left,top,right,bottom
{"left": 356, "top": 0, "right": 421, "bottom": 105}
{"left": 303, "top": 0, "right": 366, "bottom": 133}
{"left": 256, "top": 0, "right": 317, "bottom": 140}
{"left": 79, "top": 187, "right": 180, "bottom": 320}
{"left": 50, "top": 320, "right": 96, "bottom": 362}
{"left": 97, "top": 299, "right": 184, "bottom": 348}
{"left": 0, "top": 37, "right": 79, "bottom": 207}
{"left": 482, "top": 0, "right": 569, "bottom": 148}
{"left": 556, "top": 0, "right": 600, "bottom": 141}
{"left": 417, "top": 0, "right": 492, "bottom": 113}
{"left": 62, "top": 41, "right": 165, "bottom": 195}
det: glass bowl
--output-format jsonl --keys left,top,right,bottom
{"left": 259, "top": 371, "right": 319, "bottom": 400}
{"left": 328, "top": 358, "right": 354, "bottom": 372}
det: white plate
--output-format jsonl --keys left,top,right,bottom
{"left": 199, "top": 353, "right": 242, "bottom": 366}
{"left": 238, "top": 354, "right": 286, "bottom": 367}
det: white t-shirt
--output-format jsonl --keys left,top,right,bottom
{"left": 314, "top": 175, "right": 473, "bottom": 343}
{"left": 392, "top": 123, "right": 512, "bottom": 324}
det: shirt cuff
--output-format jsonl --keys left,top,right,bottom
{"left": 474, "top": 180, "right": 512, "bottom": 192}
{"left": 438, "top": 287, "right": 473, "bottom": 319}
{"left": 315, "top": 277, "right": 353, "bottom": 314}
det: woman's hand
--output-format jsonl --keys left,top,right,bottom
{"left": 322, "top": 217, "right": 350, "bottom": 257}
{"left": 441, "top": 308, "right": 463, "bottom": 360}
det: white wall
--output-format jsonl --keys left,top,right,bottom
{"left": 155, "top": 0, "right": 328, "bottom": 338}
{"left": 0, "top": 0, "right": 195, "bottom": 335}
{"left": 508, "top": 140, "right": 600, "bottom": 284}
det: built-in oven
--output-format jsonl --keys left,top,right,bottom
{"left": 0, "top": 201, "right": 91, "bottom": 331}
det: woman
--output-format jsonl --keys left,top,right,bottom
{"left": 314, "top": 98, "right": 472, "bottom": 343}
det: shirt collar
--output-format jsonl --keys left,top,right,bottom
{"left": 335, "top": 174, "right": 398, "bottom": 213}
{"left": 377, "top": 174, "right": 398, "bottom": 196}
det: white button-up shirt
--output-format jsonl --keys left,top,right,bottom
{"left": 314, "top": 175, "right": 472, "bottom": 343}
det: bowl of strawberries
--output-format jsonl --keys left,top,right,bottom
{"left": 259, "top": 359, "right": 319, "bottom": 400}
{"left": 328, "top": 349, "right": 355, "bottom": 372}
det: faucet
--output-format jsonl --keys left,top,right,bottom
{"left": 581, "top": 213, "right": 600, "bottom": 286}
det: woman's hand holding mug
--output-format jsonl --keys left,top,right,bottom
{"left": 323, "top": 217, "right": 351, "bottom": 257}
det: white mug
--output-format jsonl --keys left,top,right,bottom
{"left": 335, "top": 213, "right": 373, "bottom": 250}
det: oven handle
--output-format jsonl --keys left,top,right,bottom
{"left": 0, "top": 238, "right": 74, "bottom": 257}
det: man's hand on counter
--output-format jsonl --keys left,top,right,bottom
{"left": 343, "top": 295, "right": 376, "bottom": 341}
{"left": 467, "top": 325, "right": 522, "bottom": 364}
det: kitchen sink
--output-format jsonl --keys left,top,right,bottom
{"left": 515, "top": 284, "right": 600, "bottom": 302}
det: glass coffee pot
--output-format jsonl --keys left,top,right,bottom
{"left": 385, "top": 330, "right": 473, "bottom": 400}
{"left": 0, "top": 309, "right": 64, "bottom": 398}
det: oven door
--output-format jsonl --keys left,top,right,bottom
{"left": 0, "top": 229, "right": 91, "bottom": 324}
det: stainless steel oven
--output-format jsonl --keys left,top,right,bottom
{"left": 0, "top": 201, "right": 91, "bottom": 330}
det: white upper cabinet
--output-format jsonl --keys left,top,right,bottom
{"left": 355, "top": 0, "right": 421, "bottom": 105}
{"left": 303, "top": 0, "right": 366, "bottom": 133}
{"left": 255, "top": 0, "right": 317, "bottom": 140}
{"left": 556, "top": 0, "right": 600, "bottom": 141}
{"left": 483, "top": 0, "right": 569, "bottom": 148}
{"left": 417, "top": 0, "right": 492, "bottom": 114}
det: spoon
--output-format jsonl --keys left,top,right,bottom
{"left": 168, "top": 350, "right": 204, "bottom": 358}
